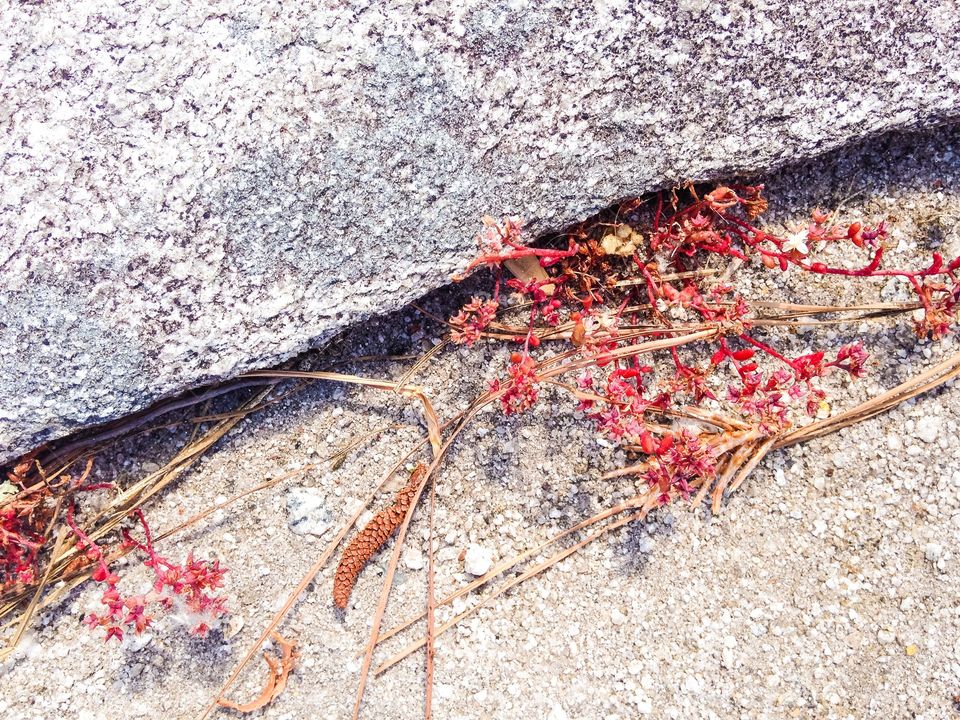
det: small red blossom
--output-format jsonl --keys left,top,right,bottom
{"left": 792, "top": 351, "right": 826, "bottom": 381}
{"left": 829, "top": 343, "right": 869, "bottom": 378}
{"left": 642, "top": 431, "right": 717, "bottom": 503}
{"left": 495, "top": 354, "right": 540, "bottom": 415}
{"left": 450, "top": 297, "right": 499, "bottom": 346}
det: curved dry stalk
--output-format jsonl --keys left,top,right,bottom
{"left": 344, "top": 374, "right": 529, "bottom": 718}
{"left": 216, "top": 632, "right": 298, "bottom": 713}
{"left": 242, "top": 370, "right": 442, "bottom": 457}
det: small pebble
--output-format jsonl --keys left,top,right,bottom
{"left": 286, "top": 488, "right": 334, "bottom": 537}
{"left": 634, "top": 695, "right": 653, "bottom": 714}
{"left": 403, "top": 548, "right": 425, "bottom": 571}
{"left": 463, "top": 545, "right": 494, "bottom": 576}
{"left": 924, "top": 543, "right": 943, "bottom": 562}
{"left": 914, "top": 416, "right": 938, "bottom": 443}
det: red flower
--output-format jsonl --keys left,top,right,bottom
{"left": 496, "top": 354, "right": 540, "bottom": 415}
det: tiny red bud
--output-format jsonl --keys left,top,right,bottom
{"left": 528, "top": 335, "right": 541, "bottom": 348}
{"left": 657, "top": 435, "right": 674, "bottom": 454}
{"left": 846, "top": 222, "right": 862, "bottom": 239}
{"left": 510, "top": 352, "right": 522, "bottom": 364}
{"left": 732, "top": 349, "right": 755, "bottom": 361}
{"left": 710, "top": 349, "right": 726, "bottom": 365}
{"left": 740, "top": 362, "right": 758, "bottom": 372}
{"left": 640, "top": 432, "right": 656, "bottom": 455}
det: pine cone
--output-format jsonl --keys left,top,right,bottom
{"left": 333, "top": 464, "right": 426, "bottom": 609}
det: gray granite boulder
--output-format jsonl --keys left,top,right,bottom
{"left": 2, "top": 0, "right": 959, "bottom": 463}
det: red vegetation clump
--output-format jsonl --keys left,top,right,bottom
{"left": 449, "top": 185, "right": 959, "bottom": 507}
{"left": 2, "top": 458, "right": 228, "bottom": 644}
{"left": 68, "top": 504, "right": 228, "bottom": 643}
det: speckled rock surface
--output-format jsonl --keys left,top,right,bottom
{"left": 2, "top": 0, "right": 959, "bottom": 462}
{"left": 1, "top": 108, "right": 960, "bottom": 720}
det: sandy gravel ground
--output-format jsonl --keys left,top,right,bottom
{"left": 2, "top": 124, "right": 960, "bottom": 720}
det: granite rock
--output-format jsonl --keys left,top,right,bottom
{"left": 2, "top": 0, "right": 959, "bottom": 462}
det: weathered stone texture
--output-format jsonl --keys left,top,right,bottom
{"left": 2, "top": 0, "right": 959, "bottom": 461}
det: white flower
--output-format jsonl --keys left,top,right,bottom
{"left": 782, "top": 230, "right": 809, "bottom": 256}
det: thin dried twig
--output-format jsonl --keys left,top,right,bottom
{"left": 424, "top": 469, "right": 437, "bottom": 720}
{"left": 242, "top": 370, "right": 443, "bottom": 457}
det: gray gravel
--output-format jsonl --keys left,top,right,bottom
{"left": 1, "top": 126, "right": 959, "bottom": 719}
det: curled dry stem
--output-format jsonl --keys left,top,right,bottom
{"left": 216, "top": 632, "right": 298, "bottom": 713}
